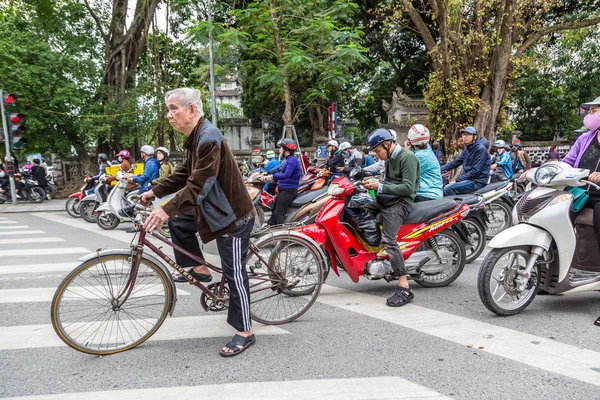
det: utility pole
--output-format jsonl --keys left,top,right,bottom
{"left": 0, "top": 89, "right": 18, "bottom": 205}
{"left": 207, "top": 0, "right": 217, "bottom": 125}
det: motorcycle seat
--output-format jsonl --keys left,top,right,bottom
{"left": 289, "top": 186, "right": 329, "bottom": 207}
{"left": 575, "top": 208, "right": 595, "bottom": 227}
{"left": 405, "top": 198, "right": 457, "bottom": 224}
{"left": 474, "top": 181, "right": 509, "bottom": 194}
{"left": 451, "top": 194, "right": 480, "bottom": 206}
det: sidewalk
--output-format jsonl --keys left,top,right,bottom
{"left": 0, "top": 198, "right": 67, "bottom": 213}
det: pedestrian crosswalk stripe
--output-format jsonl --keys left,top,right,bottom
{"left": 0, "top": 286, "right": 191, "bottom": 304}
{"left": 0, "top": 225, "right": 29, "bottom": 230}
{"left": 0, "top": 262, "right": 77, "bottom": 275}
{"left": 0, "top": 220, "right": 18, "bottom": 224}
{"left": 0, "top": 230, "right": 45, "bottom": 236}
{"left": 1, "top": 376, "right": 447, "bottom": 400}
{"left": 318, "top": 285, "right": 600, "bottom": 387}
{"left": 0, "top": 237, "right": 65, "bottom": 245}
{"left": 0, "top": 315, "right": 288, "bottom": 351}
{"left": 0, "top": 247, "right": 89, "bottom": 257}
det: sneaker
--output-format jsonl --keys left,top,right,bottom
{"left": 386, "top": 286, "right": 414, "bottom": 307}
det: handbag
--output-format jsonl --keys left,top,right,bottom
{"left": 569, "top": 159, "right": 600, "bottom": 212}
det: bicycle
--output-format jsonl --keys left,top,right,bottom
{"left": 51, "top": 204, "right": 326, "bottom": 355}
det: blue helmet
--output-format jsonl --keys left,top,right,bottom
{"left": 367, "top": 129, "right": 394, "bottom": 151}
{"left": 461, "top": 126, "right": 478, "bottom": 136}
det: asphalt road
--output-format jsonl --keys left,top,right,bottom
{"left": 0, "top": 211, "right": 599, "bottom": 399}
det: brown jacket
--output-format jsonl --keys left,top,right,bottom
{"left": 153, "top": 118, "right": 254, "bottom": 243}
{"left": 517, "top": 151, "right": 531, "bottom": 171}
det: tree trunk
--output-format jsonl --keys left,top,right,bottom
{"left": 269, "top": 1, "right": 293, "bottom": 138}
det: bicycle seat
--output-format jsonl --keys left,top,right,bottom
{"left": 405, "top": 198, "right": 457, "bottom": 224}
{"left": 451, "top": 194, "right": 481, "bottom": 206}
{"left": 474, "top": 181, "right": 509, "bottom": 194}
{"left": 289, "top": 186, "right": 328, "bottom": 207}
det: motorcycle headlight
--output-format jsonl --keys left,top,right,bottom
{"left": 534, "top": 164, "right": 561, "bottom": 185}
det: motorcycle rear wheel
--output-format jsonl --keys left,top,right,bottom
{"left": 414, "top": 229, "right": 466, "bottom": 288}
{"left": 96, "top": 211, "right": 120, "bottom": 230}
{"left": 478, "top": 246, "right": 539, "bottom": 316}
{"left": 463, "top": 217, "right": 486, "bottom": 264}
{"left": 27, "top": 187, "right": 46, "bottom": 203}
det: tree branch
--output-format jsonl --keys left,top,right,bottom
{"left": 400, "top": 0, "right": 437, "bottom": 53}
{"left": 516, "top": 17, "right": 600, "bottom": 57}
{"left": 82, "top": 0, "right": 108, "bottom": 43}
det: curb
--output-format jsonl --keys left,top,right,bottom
{"left": 0, "top": 200, "right": 67, "bottom": 214}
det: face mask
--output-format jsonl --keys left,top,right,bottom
{"left": 583, "top": 113, "right": 600, "bottom": 131}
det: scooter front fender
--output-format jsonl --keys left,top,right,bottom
{"left": 488, "top": 223, "right": 552, "bottom": 250}
{"left": 69, "top": 192, "right": 84, "bottom": 200}
{"left": 96, "top": 203, "right": 110, "bottom": 212}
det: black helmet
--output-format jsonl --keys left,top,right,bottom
{"left": 279, "top": 138, "right": 297, "bottom": 152}
{"left": 98, "top": 153, "right": 108, "bottom": 162}
{"left": 366, "top": 129, "right": 394, "bottom": 151}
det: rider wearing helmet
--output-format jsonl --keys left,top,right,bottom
{"left": 441, "top": 126, "right": 491, "bottom": 195}
{"left": 362, "top": 128, "right": 420, "bottom": 308}
{"left": 105, "top": 150, "right": 136, "bottom": 189}
{"left": 405, "top": 124, "right": 443, "bottom": 202}
{"left": 338, "top": 142, "right": 364, "bottom": 174}
{"left": 92, "top": 153, "right": 110, "bottom": 181}
{"left": 264, "top": 138, "right": 302, "bottom": 225}
{"left": 152, "top": 147, "right": 176, "bottom": 185}
{"left": 262, "top": 149, "right": 280, "bottom": 173}
{"left": 324, "top": 139, "right": 345, "bottom": 173}
{"left": 490, "top": 139, "right": 513, "bottom": 182}
{"left": 127, "top": 145, "right": 160, "bottom": 194}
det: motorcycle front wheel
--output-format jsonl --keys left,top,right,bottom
{"left": 463, "top": 217, "right": 486, "bottom": 264}
{"left": 477, "top": 246, "right": 539, "bottom": 316}
{"left": 485, "top": 200, "right": 512, "bottom": 239}
{"left": 27, "top": 187, "right": 46, "bottom": 203}
{"left": 80, "top": 200, "right": 98, "bottom": 223}
{"left": 96, "top": 211, "right": 120, "bottom": 230}
{"left": 65, "top": 197, "right": 81, "bottom": 218}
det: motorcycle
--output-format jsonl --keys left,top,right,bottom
{"left": 290, "top": 172, "right": 470, "bottom": 287}
{"left": 478, "top": 161, "right": 600, "bottom": 316}
{"left": 473, "top": 180, "right": 515, "bottom": 239}
{"left": 452, "top": 193, "right": 487, "bottom": 264}
{"left": 0, "top": 172, "right": 46, "bottom": 204}
{"left": 45, "top": 173, "right": 58, "bottom": 199}
{"left": 95, "top": 173, "right": 139, "bottom": 230}
{"left": 79, "top": 179, "right": 110, "bottom": 223}
{"left": 65, "top": 176, "right": 94, "bottom": 218}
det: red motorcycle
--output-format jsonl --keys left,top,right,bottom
{"left": 65, "top": 175, "right": 94, "bottom": 218}
{"left": 293, "top": 175, "right": 470, "bottom": 287}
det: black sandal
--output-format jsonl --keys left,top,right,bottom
{"left": 595, "top": 316, "right": 600, "bottom": 327}
{"left": 172, "top": 268, "right": 212, "bottom": 283}
{"left": 386, "top": 286, "right": 414, "bottom": 307}
{"left": 219, "top": 334, "right": 256, "bottom": 358}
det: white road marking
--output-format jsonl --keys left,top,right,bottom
{"left": 0, "top": 225, "right": 29, "bottom": 230}
{"left": 0, "top": 262, "right": 77, "bottom": 275}
{"left": 318, "top": 285, "right": 600, "bottom": 387}
{"left": 2, "top": 376, "right": 448, "bottom": 399}
{"left": 0, "top": 247, "right": 89, "bottom": 257}
{"left": 0, "top": 286, "right": 190, "bottom": 304}
{"left": 0, "top": 230, "right": 45, "bottom": 236}
{"left": 0, "top": 220, "right": 18, "bottom": 224}
{"left": 0, "top": 315, "right": 288, "bottom": 351}
{"left": 0, "top": 237, "right": 65, "bottom": 245}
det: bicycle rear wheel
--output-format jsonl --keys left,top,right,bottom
{"left": 51, "top": 254, "right": 172, "bottom": 355}
{"left": 246, "top": 233, "right": 325, "bottom": 325}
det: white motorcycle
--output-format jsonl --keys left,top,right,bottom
{"left": 478, "top": 161, "right": 600, "bottom": 316}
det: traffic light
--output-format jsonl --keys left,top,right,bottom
{"left": 3, "top": 93, "right": 17, "bottom": 107}
{"left": 2, "top": 94, "right": 26, "bottom": 151}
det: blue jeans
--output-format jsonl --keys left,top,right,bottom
{"left": 444, "top": 180, "right": 485, "bottom": 196}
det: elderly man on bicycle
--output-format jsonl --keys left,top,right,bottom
{"left": 141, "top": 87, "right": 256, "bottom": 357}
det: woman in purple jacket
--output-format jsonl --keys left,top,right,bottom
{"left": 563, "top": 96, "right": 600, "bottom": 327}
{"left": 264, "top": 139, "right": 301, "bottom": 225}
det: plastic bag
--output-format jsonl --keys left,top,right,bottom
{"left": 346, "top": 208, "right": 381, "bottom": 246}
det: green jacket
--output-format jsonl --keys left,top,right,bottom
{"left": 152, "top": 162, "right": 175, "bottom": 185}
{"left": 379, "top": 145, "right": 420, "bottom": 204}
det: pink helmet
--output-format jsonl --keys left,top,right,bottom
{"left": 117, "top": 150, "right": 131, "bottom": 159}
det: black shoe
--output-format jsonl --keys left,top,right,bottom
{"left": 173, "top": 268, "right": 212, "bottom": 283}
{"left": 386, "top": 286, "right": 414, "bottom": 307}
{"left": 125, "top": 227, "right": 137, "bottom": 233}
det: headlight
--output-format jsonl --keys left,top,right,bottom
{"left": 534, "top": 164, "right": 561, "bottom": 185}
{"left": 327, "top": 183, "right": 344, "bottom": 196}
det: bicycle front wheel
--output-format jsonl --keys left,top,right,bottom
{"left": 246, "top": 233, "right": 325, "bottom": 325}
{"left": 51, "top": 254, "right": 172, "bottom": 355}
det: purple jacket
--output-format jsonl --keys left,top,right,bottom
{"left": 562, "top": 129, "right": 598, "bottom": 168}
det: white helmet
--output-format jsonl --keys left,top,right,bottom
{"left": 388, "top": 129, "right": 397, "bottom": 141}
{"left": 407, "top": 124, "right": 430, "bottom": 145}
{"left": 140, "top": 145, "right": 154, "bottom": 155}
{"left": 327, "top": 139, "right": 339, "bottom": 148}
{"left": 155, "top": 146, "right": 169, "bottom": 156}
{"left": 339, "top": 142, "right": 352, "bottom": 152}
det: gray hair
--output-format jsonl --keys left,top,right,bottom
{"left": 165, "top": 88, "right": 204, "bottom": 118}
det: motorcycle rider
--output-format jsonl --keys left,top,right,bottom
{"left": 30, "top": 159, "right": 47, "bottom": 192}
{"left": 514, "top": 145, "right": 532, "bottom": 174}
{"left": 104, "top": 150, "right": 136, "bottom": 192}
{"left": 362, "top": 128, "right": 420, "bottom": 307}
{"left": 338, "top": 142, "right": 364, "bottom": 174}
{"left": 263, "top": 139, "right": 301, "bottom": 225}
{"left": 324, "top": 139, "right": 345, "bottom": 173}
{"left": 126, "top": 145, "right": 160, "bottom": 194}
{"left": 405, "top": 124, "right": 443, "bottom": 202}
{"left": 0, "top": 158, "right": 8, "bottom": 191}
{"left": 490, "top": 140, "right": 513, "bottom": 182}
{"left": 441, "top": 126, "right": 491, "bottom": 195}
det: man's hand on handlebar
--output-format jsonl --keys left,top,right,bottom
{"left": 139, "top": 190, "right": 156, "bottom": 206}
{"left": 589, "top": 172, "right": 600, "bottom": 184}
